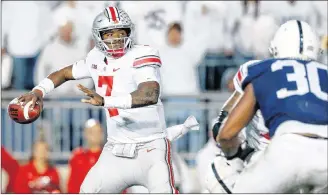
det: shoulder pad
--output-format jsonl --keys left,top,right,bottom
{"left": 132, "top": 45, "right": 162, "bottom": 68}
{"left": 239, "top": 60, "right": 261, "bottom": 78}
{"left": 233, "top": 60, "right": 261, "bottom": 93}
{"left": 88, "top": 47, "right": 104, "bottom": 59}
{"left": 240, "top": 59, "right": 275, "bottom": 90}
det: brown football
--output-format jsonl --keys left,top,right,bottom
{"left": 7, "top": 98, "right": 41, "bottom": 124}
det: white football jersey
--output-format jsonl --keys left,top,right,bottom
{"left": 72, "top": 45, "right": 167, "bottom": 143}
{"left": 233, "top": 60, "right": 270, "bottom": 151}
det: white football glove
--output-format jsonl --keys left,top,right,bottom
{"left": 166, "top": 115, "right": 200, "bottom": 141}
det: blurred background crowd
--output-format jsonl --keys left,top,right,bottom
{"left": 1, "top": 0, "right": 327, "bottom": 193}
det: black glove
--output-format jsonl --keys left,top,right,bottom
{"left": 212, "top": 110, "right": 229, "bottom": 139}
{"left": 225, "top": 144, "right": 255, "bottom": 161}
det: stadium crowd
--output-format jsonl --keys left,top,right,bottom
{"left": 2, "top": 1, "right": 327, "bottom": 92}
{"left": 1, "top": 0, "right": 327, "bottom": 193}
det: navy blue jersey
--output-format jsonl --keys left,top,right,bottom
{"left": 241, "top": 58, "right": 328, "bottom": 137}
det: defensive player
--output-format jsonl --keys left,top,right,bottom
{"left": 217, "top": 20, "right": 327, "bottom": 193}
{"left": 205, "top": 60, "right": 270, "bottom": 194}
{"left": 18, "top": 7, "right": 179, "bottom": 193}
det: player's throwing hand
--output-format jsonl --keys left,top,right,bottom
{"left": 17, "top": 90, "right": 44, "bottom": 109}
{"left": 78, "top": 84, "right": 104, "bottom": 106}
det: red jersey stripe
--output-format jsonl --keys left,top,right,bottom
{"left": 237, "top": 70, "right": 242, "bottom": 82}
{"left": 133, "top": 57, "right": 161, "bottom": 67}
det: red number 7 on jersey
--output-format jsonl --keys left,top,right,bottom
{"left": 98, "top": 76, "right": 119, "bottom": 117}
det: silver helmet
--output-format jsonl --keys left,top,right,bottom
{"left": 92, "top": 7, "right": 134, "bottom": 58}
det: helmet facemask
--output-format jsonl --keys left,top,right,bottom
{"left": 95, "top": 28, "right": 132, "bottom": 58}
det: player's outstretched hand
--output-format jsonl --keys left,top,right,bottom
{"left": 77, "top": 84, "right": 104, "bottom": 106}
{"left": 17, "top": 90, "right": 44, "bottom": 109}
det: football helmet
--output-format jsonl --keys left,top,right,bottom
{"left": 92, "top": 7, "right": 135, "bottom": 58}
{"left": 269, "top": 20, "right": 322, "bottom": 60}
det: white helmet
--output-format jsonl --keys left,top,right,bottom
{"left": 269, "top": 20, "right": 321, "bottom": 60}
{"left": 92, "top": 7, "right": 134, "bottom": 58}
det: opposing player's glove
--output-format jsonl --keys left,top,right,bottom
{"left": 224, "top": 143, "right": 255, "bottom": 161}
{"left": 212, "top": 110, "right": 229, "bottom": 139}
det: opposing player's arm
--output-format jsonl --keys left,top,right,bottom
{"left": 217, "top": 84, "right": 257, "bottom": 157}
{"left": 212, "top": 60, "right": 261, "bottom": 140}
{"left": 212, "top": 90, "right": 242, "bottom": 139}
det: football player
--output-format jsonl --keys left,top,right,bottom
{"left": 217, "top": 20, "right": 327, "bottom": 193}
{"left": 18, "top": 6, "right": 179, "bottom": 193}
{"left": 204, "top": 60, "right": 270, "bottom": 193}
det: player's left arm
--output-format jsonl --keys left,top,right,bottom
{"left": 212, "top": 90, "right": 242, "bottom": 139}
{"left": 217, "top": 83, "right": 257, "bottom": 158}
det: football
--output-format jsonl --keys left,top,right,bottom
{"left": 7, "top": 98, "right": 42, "bottom": 124}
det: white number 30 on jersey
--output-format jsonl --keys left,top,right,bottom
{"left": 271, "top": 60, "right": 327, "bottom": 101}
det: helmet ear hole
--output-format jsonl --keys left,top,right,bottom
{"left": 123, "top": 28, "right": 131, "bottom": 36}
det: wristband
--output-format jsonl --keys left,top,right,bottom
{"left": 103, "top": 94, "right": 132, "bottom": 109}
{"left": 32, "top": 78, "right": 55, "bottom": 97}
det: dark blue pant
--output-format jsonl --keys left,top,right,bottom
{"left": 11, "top": 54, "right": 39, "bottom": 90}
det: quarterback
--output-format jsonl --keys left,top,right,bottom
{"left": 18, "top": 7, "right": 179, "bottom": 193}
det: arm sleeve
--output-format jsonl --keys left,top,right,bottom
{"left": 71, "top": 47, "right": 97, "bottom": 79}
{"left": 132, "top": 47, "right": 162, "bottom": 85}
{"left": 72, "top": 59, "right": 91, "bottom": 79}
{"left": 133, "top": 66, "right": 161, "bottom": 85}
